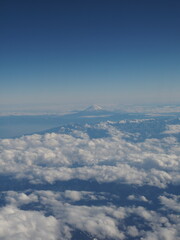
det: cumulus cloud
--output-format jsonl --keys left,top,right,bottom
{"left": 5, "top": 191, "right": 38, "bottom": 206}
{"left": 164, "top": 124, "right": 180, "bottom": 134}
{"left": 0, "top": 205, "right": 59, "bottom": 240}
{"left": 1, "top": 119, "right": 180, "bottom": 239}
{"left": 127, "top": 194, "right": 149, "bottom": 202}
{"left": 2, "top": 190, "right": 180, "bottom": 240}
{"left": 0, "top": 122, "right": 179, "bottom": 188}
{"left": 159, "top": 194, "right": 180, "bottom": 212}
{"left": 127, "top": 226, "right": 139, "bottom": 237}
{"left": 142, "top": 226, "right": 180, "bottom": 240}
{"left": 3, "top": 190, "right": 126, "bottom": 239}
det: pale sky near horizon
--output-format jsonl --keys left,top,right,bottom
{"left": 1, "top": 0, "right": 180, "bottom": 111}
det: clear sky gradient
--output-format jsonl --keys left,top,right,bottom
{"left": 1, "top": 0, "right": 180, "bottom": 111}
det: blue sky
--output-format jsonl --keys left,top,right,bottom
{"left": 1, "top": 0, "right": 180, "bottom": 111}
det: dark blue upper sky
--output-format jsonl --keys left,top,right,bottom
{"left": 1, "top": 0, "right": 180, "bottom": 111}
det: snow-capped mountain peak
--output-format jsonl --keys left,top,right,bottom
{"left": 84, "top": 105, "right": 103, "bottom": 112}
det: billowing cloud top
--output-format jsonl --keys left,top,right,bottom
{"left": 0, "top": 121, "right": 179, "bottom": 187}
{"left": 0, "top": 120, "right": 179, "bottom": 240}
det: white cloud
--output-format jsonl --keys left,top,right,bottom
{"left": 0, "top": 120, "right": 180, "bottom": 239}
{"left": 159, "top": 194, "right": 180, "bottom": 212}
{"left": 4, "top": 191, "right": 126, "bottom": 240}
{"left": 2, "top": 190, "right": 180, "bottom": 240}
{"left": 142, "top": 226, "right": 180, "bottom": 240}
{"left": 64, "top": 190, "right": 82, "bottom": 201}
{"left": 0, "top": 122, "right": 179, "bottom": 188}
{"left": 127, "top": 194, "right": 149, "bottom": 202}
{"left": 164, "top": 124, "right": 180, "bottom": 134}
{"left": 127, "top": 226, "right": 139, "bottom": 237}
{"left": 0, "top": 205, "right": 60, "bottom": 240}
{"left": 5, "top": 191, "right": 38, "bottom": 206}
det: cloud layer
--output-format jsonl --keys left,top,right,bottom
{"left": 0, "top": 205, "right": 59, "bottom": 240}
{"left": 0, "top": 122, "right": 179, "bottom": 188}
{"left": 2, "top": 190, "right": 180, "bottom": 240}
{"left": 0, "top": 120, "right": 179, "bottom": 239}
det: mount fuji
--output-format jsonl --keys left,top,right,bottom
{"left": 83, "top": 104, "right": 103, "bottom": 112}
{"left": 73, "top": 104, "right": 113, "bottom": 118}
